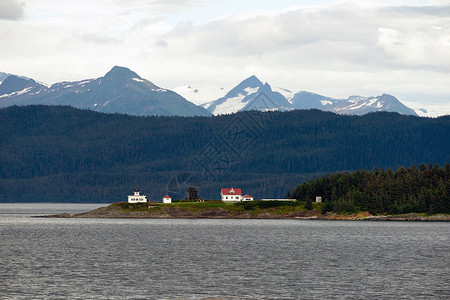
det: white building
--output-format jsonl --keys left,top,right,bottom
{"left": 221, "top": 188, "right": 244, "bottom": 202}
{"left": 162, "top": 195, "right": 172, "bottom": 203}
{"left": 127, "top": 188, "right": 148, "bottom": 203}
{"left": 261, "top": 199, "right": 295, "bottom": 202}
{"left": 242, "top": 195, "right": 254, "bottom": 201}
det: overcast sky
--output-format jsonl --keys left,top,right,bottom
{"left": 1, "top": 0, "right": 449, "bottom": 115}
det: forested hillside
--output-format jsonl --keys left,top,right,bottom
{"left": 292, "top": 164, "right": 449, "bottom": 214}
{"left": 0, "top": 105, "right": 448, "bottom": 202}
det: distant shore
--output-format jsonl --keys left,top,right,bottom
{"left": 40, "top": 202, "right": 450, "bottom": 221}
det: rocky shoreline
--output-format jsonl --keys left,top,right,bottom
{"left": 39, "top": 205, "right": 450, "bottom": 221}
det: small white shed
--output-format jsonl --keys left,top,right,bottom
{"left": 162, "top": 195, "right": 172, "bottom": 203}
{"left": 242, "top": 195, "right": 254, "bottom": 201}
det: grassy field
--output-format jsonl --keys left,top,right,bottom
{"left": 110, "top": 200, "right": 325, "bottom": 216}
{"left": 65, "top": 201, "right": 449, "bottom": 220}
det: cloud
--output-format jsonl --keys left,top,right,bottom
{"left": 156, "top": 3, "right": 450, "bottom": 72}
{"left": 112, "top": 0, "right": 214, "bottom": 16}
{"left": 383, "top": 5, "right": 450, "bottom": 17}
{"left": 78, "top": 32, "right": 122, "bottom": 45}
{"left": 0, "top": 0, "right": 25, "bottom": 20}
{"left": 428, "top": 0, "right": 450, "bottom": 4}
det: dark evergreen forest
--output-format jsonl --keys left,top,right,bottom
{"left": 0, "top": 105, "right": 448, "bottom": 203}
{"left": 292, "top": 164, "right": 450, "bottom": 214}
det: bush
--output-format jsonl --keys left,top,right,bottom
{"left": 235, "top": 200, "right": 297, "bottom": 210}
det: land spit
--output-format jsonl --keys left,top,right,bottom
{"left": 39, "top": 203, "right": 450, "bottom": 221}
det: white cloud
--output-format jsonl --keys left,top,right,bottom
{"left": 158, "top": 3, "right": 450, "bottom": 70}
{"left": 0, "top": 0, "right": 25, "bottom": 20}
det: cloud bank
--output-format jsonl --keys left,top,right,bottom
{"left": 0, "top": 0, "right": 24, "bottom": 20}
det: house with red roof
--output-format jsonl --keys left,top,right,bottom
{"left": 221, "top": 188, "right": 242, "bottom": 202}
{"left": 221, "top": 188, "right": 253, "bottom": 202}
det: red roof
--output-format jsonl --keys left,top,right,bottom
{"left": 243, "top": 195, "right": 253, "bottom": 198}
{"left": 221, "top": 188, "right": 242, "bottom": 196}
{"left": 163, "top": 195, "right": 171, "bottom": 198}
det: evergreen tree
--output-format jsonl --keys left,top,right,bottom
{"left": 187, "top": 187, "right": 199, "bottom": 201}
{"left": 305, "top": 196, "right": 313, "bottom": 210}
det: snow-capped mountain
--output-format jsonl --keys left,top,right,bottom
{"left": 0, "top": 72, "right": 10, "bottom": 83}
{"left": 0, "top": 72, "right": 31, "bottom": 84}
{"left": 289, "top": 91, "right": 335, "bottom": 110}
{"left": 0, "top": 66, "right": 211, "bottom": 117}
{"left": 0, "top": 69, "right": 423, "bottom": 117}
{"left": 333, "top": 94, "right": 418, "bottom": 116}
{"left": 0, "top": 76, "right": 46, "bottom": 98}
{"left": 202, "top": 75, "right": 418, "bottom": 116}
{"left": 290, "top": 92, "right": 418, "bottom": 116}
{"left": 202, "top": 75, "right": 292, "bottom": 115}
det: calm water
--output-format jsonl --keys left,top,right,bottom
{"left": 0, "top": 204, "right": 448, "bottom": 299}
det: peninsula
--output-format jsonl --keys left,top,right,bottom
{"left": 43, "top": 201, "right": 450, "bottom": 221}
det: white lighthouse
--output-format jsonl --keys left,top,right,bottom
{"left": 127, "top": 188, "right": 148, "bottom": 203}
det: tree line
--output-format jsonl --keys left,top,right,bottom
{"left": 0, "top": 105, "right": 448, "bottom": 202}
{"left": 292, "top": 164, "right": 450, "bottom": 214}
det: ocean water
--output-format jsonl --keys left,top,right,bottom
{"left": 0, "top": 204, "right": 448, "bottom": 299}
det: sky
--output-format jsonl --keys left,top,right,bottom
{"left": 1, "top": 0, "right": 449, "bottom": 116}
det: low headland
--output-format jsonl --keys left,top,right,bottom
{"left": 43, "top": 201, "right": 450, "bottom": 221}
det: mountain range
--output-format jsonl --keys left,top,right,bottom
{"left": 1, "top": 67, "right": 418, "bottom": 117}
{"left": 201, "top": 75, "right": 418, "bottom": 116}
{"left": 0, "top": 67, "right": 211, "bottom": 117}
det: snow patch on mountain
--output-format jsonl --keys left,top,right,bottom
{"left": 320, "top": 100, "right": 333, "bottom": 106}
{"left": 408, "top": 103, "right": 450, "bottom": 117}
{"left": 367, "top": 98, "right": 378, "bottom": 106}
{"left": 0, "top": 86, "right": 33, "bottom": 98}
{"left": 243, "top": 87, "right": 259, "bottom": 95}
{"left": 151, "top": 88, "right": 168, "bottom": 93}
{"left": 273, "top": 87, "right": 294, "bottom": 101}
{"left": 213, "top": 93, "right": 248, "bottom": 114}
{"left": 77, "top": 80, "right": 92, "bottom": 86}
{"left": 173, "top": 85, "right": 227, "bottom": 106}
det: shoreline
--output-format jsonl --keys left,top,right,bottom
{"left": 39, "top": 204, "right": 450, "bottom": 221}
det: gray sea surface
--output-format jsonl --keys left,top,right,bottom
{"left": 0, "top": 203, "right": 448, "bottom": 299}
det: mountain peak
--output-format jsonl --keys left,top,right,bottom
{"left": 260, "top": 82, "right": 273, "bottom": 93}
{"left": 217, "top": 75, "right": 263, "bottom": 101}
{"left": 379, "top": 93, "right": 397, "bottom": 101}
{"left": 0, "top": 75, "right": 37, "bottom": 96}
{"left": 104, "top": 66, "right": 140, "bottom": 80}
{"left": 241, "top": 75, "right": 263, "bottom": 87}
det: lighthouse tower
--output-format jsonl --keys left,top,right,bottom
{"left": 127, "top": 188, "right": 148, "bottom": 203}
